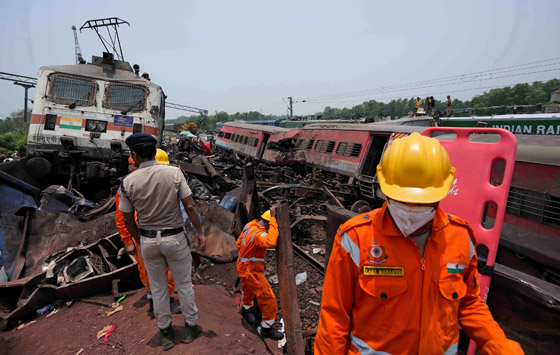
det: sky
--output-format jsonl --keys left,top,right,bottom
{"left": 1, "top": 0, "right": 560, "bottom": 120}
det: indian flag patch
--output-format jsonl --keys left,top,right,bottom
{"left": 446, "top": 260, "right": 467, "bottom": 274}
{"left": 59, "top": 117, "right": 83, "bottom": 130}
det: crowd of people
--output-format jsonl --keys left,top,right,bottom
{"left": 414, "top": 95, "right": 453, "bottom": 117}
{"left": 0, "top": 151, "right": 20, "bottom": 163}
{"left": 113, "top": 132, "right": 521, "bottom": 353}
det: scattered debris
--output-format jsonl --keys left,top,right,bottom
{"left": 13, "top": 320, "right": 36, "bottom": 331}
{"left": 295, "top": 272, "right": 307, "bottom": 285}
{"left": 105, "top": 305, "right": 123, "bottom": 317}
{"left": 97, "top": 324, "right": 117, "bottom": 343}
{"left": 269, "top": 275, "right": 279, "bottom": 284}
{"left": 45, "top": 309, "right": 59, "bottom": 318}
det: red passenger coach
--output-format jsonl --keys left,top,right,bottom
{"left": 217, "top": 120, "right": 425, "bottom": 209}
{"left": 215, "top": 121, "right": 290, "bottom": 160}
{"left": 296, "top": 123, "right": 424, "bottom": 200}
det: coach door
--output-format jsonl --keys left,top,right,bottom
{"left": 256, "top": 133, "right": 270, "bottom": 160}
{"left": 360, "top": 134, "right": 389, "bottom": 178}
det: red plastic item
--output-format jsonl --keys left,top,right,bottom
{"left": 103, "top": 324, "right": 117, "bottom": 343}
{"left": 422, "top": 127, "right": 517, "bottom": 354}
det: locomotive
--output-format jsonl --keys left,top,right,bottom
{"left": 26, "top": 52, "right": 165, "bottom": 195}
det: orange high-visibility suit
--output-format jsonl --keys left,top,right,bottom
{"left": 315, "top": 203, "right": 523, "bottom": 355}
{"left": 236, "top": 218, "right": 279, "bottom": 327}
{"left": 115, "top": 189, "right": 175, "bottom": 295}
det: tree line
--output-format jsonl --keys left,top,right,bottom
{"left": 167, "top": 78, "right": 560, "bottom": 129}
{"left": 0, "top": 110, "right": 29, "bottom": 156}
{"left": 1, "top": 78, "right": 558, "bottom": 156}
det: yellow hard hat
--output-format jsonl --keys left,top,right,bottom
{"left": 155, "top": 148, "right": 170, "bottom": 165}
{"left": 261, "top": 210, "right": 271, "bottom": 221}
{"left": 376, "top": 132, "right": 455, "bottom": 204}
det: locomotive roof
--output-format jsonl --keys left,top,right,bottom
{"left": 302, "top": 122, "right": 425, "bottom": 134}
{"left": 39, "top": 63, "right": 161, "bottom": 88}
{"left": 223, "top": 121, "right": 291, "bottom": 133}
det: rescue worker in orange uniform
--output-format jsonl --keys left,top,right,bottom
{"left": 236, "top": 207, "right": 284, "bottom": 340}
{"left": 115, "top": 151, "right": 178, "bottom": 315}
{"left": 315, "top": 133, "right": 523, "bottom": 355}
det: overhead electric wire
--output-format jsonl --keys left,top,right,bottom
{"left": 301, "top": 57, "right": 560, "bottom": 102}
{"left": 304, "top": 66, "right": 560, "bottom": 104}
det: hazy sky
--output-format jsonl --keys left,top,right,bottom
{"left": 1, "top": 0, "right": 559, "bottom": 120}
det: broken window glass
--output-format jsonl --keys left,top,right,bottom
{"left": 104, "top": 83, "right": 146, "bottom": 112}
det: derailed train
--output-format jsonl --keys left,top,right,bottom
{"left": 215, "top": 120, "right": 428, "bottom": 210}
{"left": 25, "top": 53, "right": 165, "bottom": 195}
{"left": 216, "top": 121, "right": 560, "bottom": 286}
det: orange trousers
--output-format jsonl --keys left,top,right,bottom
{"left": 133, "top": 239, "right": 175, "bottom": 295}
{"left": 241, "top": 271, "right": 277, "bottom": 325}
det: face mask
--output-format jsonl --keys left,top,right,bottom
{"left": 387, "top": 199, "right": 436, "bottom": 237}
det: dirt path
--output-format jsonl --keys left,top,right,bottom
{"left": 0, "top": 284, "right": 273, "bottom": 355}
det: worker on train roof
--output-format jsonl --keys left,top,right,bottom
{"left": 315, "top": 132, "right": 523, "bottom": 355}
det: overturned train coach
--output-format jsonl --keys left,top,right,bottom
{"left": 215, "top": 121, "right": 426, "bottom": 209}
{"left": 216, "top": 121, "right": 560, "bottom": 288}
{"left": 26, "top": 53, "right": 165, "bottom": 193}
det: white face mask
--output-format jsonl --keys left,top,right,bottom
{"left": 387, "top": 199, "right": 436, "bottom": 237}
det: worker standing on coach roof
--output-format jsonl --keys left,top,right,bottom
{"left": 120, "top": 133, "right": 205, "bottom": 351}
{"left": 414, "top": 97, "right": 423, "bottom": 114}
{"left": 236, "top": 206, "right": 285, "bottom": 341}
{"left": 314, "top": 132, "right": 523, "bottom": 355}
{"left": 115, "top": 154, "right": 179, "bottom": 317}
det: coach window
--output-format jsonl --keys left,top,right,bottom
{"left": 242, "top": 136, "right": 249, "bottom": 144}
{"left": 315, "top": 140, "right": 336, "bottom": 154}
{"left": 252, "top": 138, "right": 259, "bottom": 147}
{"left": 218, "top": 132, "right": 224, "bottom": 138}
{"left": 336, "top": 142, "right": 363, "bottom": 157}
{"left": 105, "top": 83, "right": 147, "bottom": 112}
{"left": 48, "top": 73, "right": 96, "bottom": 106}
{"left": 224, "top": 132, "right": 231, "bottom": 140}
{"left": 298, "top": 139, "right": 315, "bottom": 150}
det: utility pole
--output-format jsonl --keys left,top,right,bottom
{"left": 1, "top": 72, "right": 37, "bottom": 123}
{"left": 288, "top": 96, "right": 293, "bottom": 119}
{"left": 14, "top": 82, "right": 34, "bottom": 123}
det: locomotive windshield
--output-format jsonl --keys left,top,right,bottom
{"left": 104, "top": 83, "right": 146, "bottom": 112}
{"left": 48, "top": 73, "right": 96, "bottom": 106}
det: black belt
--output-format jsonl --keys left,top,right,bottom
{"left": 140, "top": 227, "right": 183, "bottom": 238}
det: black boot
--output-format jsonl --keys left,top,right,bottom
{"left": 159, "top": 324, "right": 175, "bottom": 351}
{"left": 260, "top": 326, "right": 284, "bottom": 340}
{"left": 182, "top": 323, "right": 202, "bottom": 343}
{"left": 241, "top": 307, "right": 256, "bottom": 324}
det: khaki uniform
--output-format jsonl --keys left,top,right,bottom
{"left": 119, "top": 160, "right": 198, "bottom": 330}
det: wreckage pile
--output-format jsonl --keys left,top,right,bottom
{"left": 0, "top": 136, "right": 354, "bottom": 355}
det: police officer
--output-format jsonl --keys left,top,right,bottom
{"left": 120, "top": 133, "right": 205, "bottom": 351}
{"left": 315, "top": 133, "right": 523, "bottom": 355}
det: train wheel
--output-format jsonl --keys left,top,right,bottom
{"left": 351, "top": 200, "right": 371, "bottom": 214}
{"left": 26, "top": 157, "right": 52, "bottom": 178}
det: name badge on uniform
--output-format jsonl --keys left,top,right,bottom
{"left": 362, "top": 266, "right": 404, "bottom": 276}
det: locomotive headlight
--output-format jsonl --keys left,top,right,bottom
{"left": 97, "top": 121, "right": 107, "bottom": 132}
{"left": 44, "top": 114, "right": 57, "bottom": 130}
{"left": 87, "top": 120, "right": 97, "bottom": 131}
